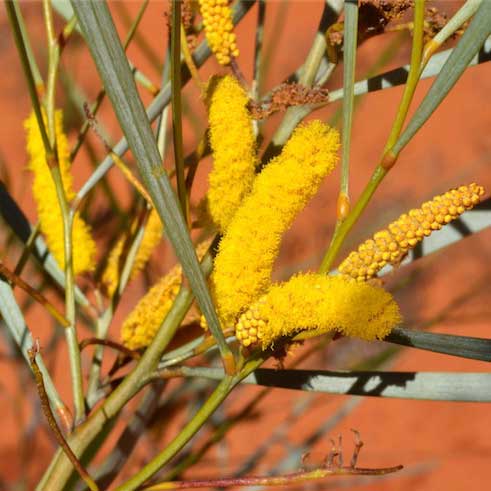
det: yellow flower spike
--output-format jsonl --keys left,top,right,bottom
{"left": 207, "top": 75, "right": 256, "bottom": 232}
{"left": 102, "top": 208, "right": 164, "bottom": 296}
{"left": 24, "top": 110, "right": 96, "bottom": 275}
{"left": 121, "top": 240, "right": 211, "bottom": 350}
{"left": 212, "top": 121, "right": 340, "bottom": 326}
{"left": 199, "top": 0, "right": 239, "bottom": 65}
{"left": 235, "top": 273, "right": 401, "bottom": 350}
{"left": 339, "top": 183, "right": 485, "bottom": 282}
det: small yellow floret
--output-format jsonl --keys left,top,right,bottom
{"left": 212, "top": 121, "right": 340, "bottom": 325}
{"left": 102, "top": 208, "right": 164, "bottom": 296}
{"left": 199, "top": 0, "right": 239, "bottom": 65}
{"left": 338, "top": 183, "right": 485, "bottom": 281}
{"left": 121, "top": 240, "right": 211, "bottom": 350}
{"left": 207, "top": 75, "right": 256, "bottom": 232}
{"left": 235, "top": 273, "right": 401, "bottom": 350}
{"left": 24, "top": 110, "right": 96, "bottom": 275}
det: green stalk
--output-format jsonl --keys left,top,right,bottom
{"left": 383, "top": 0, "right": 425, "bottom": 153}
{"left": 43, "top": 0, "right": 85, "bottom": 423}
{"left": 170, "top": 0, "right": 188, "bottom": 223}
{"left": 12, "top": 0, "right": 44, "bottom": 93}
{"left": 337, "top": 0, "right": 358, "bottom": 221}
{"left": 319, "top": 166, "right": 386, "bottom": 273}
{"left": 319, "top": 0, "right": 426, "bottom": 273}
{"left": 37, "top": 250, "right": 217, "bottom": 490}
{"left": 5, "top": 0, "right": 51, "bottom": 154}
{"left": 70, "top": 0, "right": 150, "bottom": 162}
{"left": 86, "top": 217, "right": 148, "bottom": 407}
{"left": 261, "top": 0, "right": 343, "bottom": 162}
{"left": 114, "top": 358, "right": 265, "bottom": 491}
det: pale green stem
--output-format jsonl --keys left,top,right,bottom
{"left": 37, "top": 250, "right": 216, "bottom": 490}
{"left": 86, "top": 220, "right": 147, "bottom": 407}
{"left": 5, "top": 0, "right": 51, "bottom": 153}
{"left": 338, "top": 0, "right": 359, "bottom": 220}
{"left": 43, "top": 0, "right": 85, "bottom": 423}
{"left": 114, "top": 358, "right": 265, "bottom": 491}
{"left": 12, "top": 0, "right": 44, "bottom": 93}
{"left": 319, "top": 0, "right": 426, "bottom": 273}
{"left": 383, "top": 0, "right": 425, "bottom": 152}
{"left": 261, "top": 0, "right": 342, "bottom": 161}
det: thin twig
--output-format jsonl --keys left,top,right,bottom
{"left": 28, "top": 343, "right": 99, "bottom": 491}
{"left": 0, "top": 262, "right": 69, "bottom": 327}
{"left": 142, "top": 464, "right": 403, "bottom": 489}
{"left": 80, "top": 338, "right": 141, "bottom": 360}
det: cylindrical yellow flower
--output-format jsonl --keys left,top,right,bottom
{"left": 24, "top": 110, "right": 96, "bottom": 275}
{"left": 339, "top": 183, "right": 485, "bottom": 282}
{"left": 212, "top": 121, "right": 340, "bottom": 326}
{"left": 207, "top": 75, "right": 256, "bottom": 232}
{"left": 199, "top": 0, "right": 239, "bottom": 65}
{"left": 121, "top": 240, "right": 210, "bottom": 350}
{"left": 235, "top": 273, "right": 401, "bottom": 350}
{"left": 102, "top": 208, "right": 164, "bottom": 296}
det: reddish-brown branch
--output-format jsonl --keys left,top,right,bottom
{"left": 0, "top": 261, "right": 69, "bottom": 327}
{"left": 142, "top": 464, "right": 403, "bottom": 489}
{"left": 28, "top": 343, "right": 99, "bottom": 491}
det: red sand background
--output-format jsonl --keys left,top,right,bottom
{"left": 0, "top": 1, "right": 490, "bottom": 490}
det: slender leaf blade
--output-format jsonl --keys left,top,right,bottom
{"left": 70, "top": 1, "right": 229, "bottom": 356}
{"left": 393, "top": 1, "right": 491, "bottom": 155}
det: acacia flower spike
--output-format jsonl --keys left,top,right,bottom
{"left": 207, "top": 75, "right": 257, "bottom": 232}
{"left": 235, "top": 273, "right": 401, "bottom": 350}
{"left": 212, "top": 121, "right": 340, "bottom": 326}
{"left": 25, "top": 110, "right": 96, "bottom": 275}
{"left": 199, "top": 0, "right": 239, "bottom": 65}
{"left": 102, "top": 207, "right": 164, "bottom": 296}
{"left": 338, "top": 183, "right": 485, "bottom": 282}
{"left": 121, "top": 241, "right": 211, "bottom": 350}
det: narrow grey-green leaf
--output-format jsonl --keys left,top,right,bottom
{"left": 189, "top": 367, "right": 491, "bottom": 402}
{"left": 75, "top": 0, "right": 255, "bottom": 202}
{"left": 392, "top": 1, "right": 491, "bottom": 155}
{"left": 386, "top": 327, "right": 491, "bottom": 362}
{"left": 328, "top": 35, "right": 491, "bottom": 102}
{"left": 70, "top": 1, "right": 229, "bottom": 357}
{"left": 339, "top": 0, "right": 358, "bottom": 196}
{"left": 0, "top": 181, "right": 88, "bottom": 307}
{"left": 246, "top": 369, "right": 491, "bottom": 402}
{"left": 0, "top": 279, "right": 64, "bottom": 410}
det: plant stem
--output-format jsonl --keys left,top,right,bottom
{"left": 12, "top": 0, "right": 44, "bottom": 94}
{"left": 5, "top": 0, "right": 51, "bottom": 153}
{"left": 43, "top": 0, "right": 85, "bottom": 423}
{"left": 383, "top": 0, "right": 425, "bottom": 153}
{"left": 318, "top": 166, "right": 386, "bottom": 273}
{"left": 29, "top": 346, "right": 99, "bottom": 491}
{"left": 319, "top": 0, "right": 426, "bottom": 273}
{"left": 170, "top": 0, "right": 188, "bottom": 225}
{"left": 37, "top": 250, "right": 215, "bottom": 490}
{"left": 115, "top": 357, "right": 265, "bottom": 491}
{"left": 337, "top": 0, "right": 359, "bottom": 222}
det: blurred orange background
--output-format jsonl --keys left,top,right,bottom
{"left": 0, "top": 1, "right": 490, "bottom": 490}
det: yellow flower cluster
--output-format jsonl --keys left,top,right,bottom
{"left": 121, "top": 240, "right": 210, "bottom": 350}
{"left": 24, "top": 110, "right": 96, "bottom": 275}
{"left": 339, "top": 183, "right": 485, "bottom": 281}
{"left": 102, "top": 208, "right": 163, "bottom": 296}
{"left": 235, "top": 273, "right": 401, "bottom": 349}
{"left": 199, "top": 0, "right": 239, "bottom": 65}
{"left": 211, "top": 121, "right": 340, "bottom": 326}
{"left": 207, "top": 75, "right": 256, "bottom": 232}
